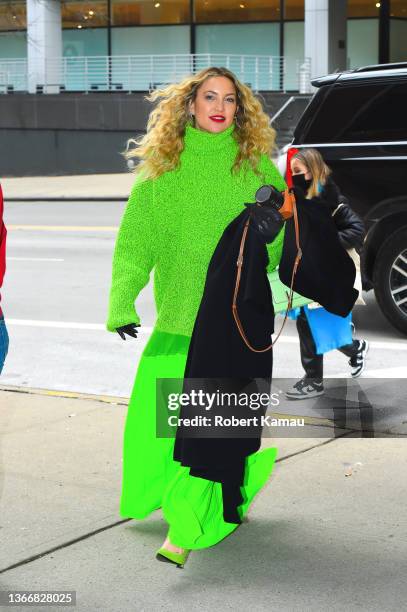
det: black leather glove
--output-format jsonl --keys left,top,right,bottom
{"left": 116, "top": 323, "right": 140, "bottom": 340}
{"left": 245, "top": 202, "right": 284, "bottom": 243}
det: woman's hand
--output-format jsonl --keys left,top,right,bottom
{"left": 245, "top": 202, "right": 284, "bottom": 243}
{"left": 116, "top": 323, "right": 140, "bottom": 340}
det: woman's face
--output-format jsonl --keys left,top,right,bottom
{"left": 290, "top": 158, "right": 312, "bottom": 180}
{"left": 189, "top": 76, "right": 238, "bottom": 133}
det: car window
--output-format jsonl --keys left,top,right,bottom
{"left": 303, "top": 82, "right": 407, "bottom": 143}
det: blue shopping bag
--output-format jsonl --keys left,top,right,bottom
{"left": 304, "top": 306, "right": 353, "bottom": 354}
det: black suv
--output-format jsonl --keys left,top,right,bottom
{"left": 283, "top": 63, "right": 407, "bottom": 335}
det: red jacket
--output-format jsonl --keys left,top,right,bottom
{"left": 0, "top": 184, "right": 7, "bottom": 316}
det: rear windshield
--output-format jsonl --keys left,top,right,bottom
{"left": 299, "top": 81, "right": 407, "bottom": 143}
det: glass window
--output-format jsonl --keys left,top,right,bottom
{"left": 111, "top": 25, "right": 190, "bottom": 90}
{"left": 0, "top": 30, "right": 26, "bottom": 90}
{"left": 0, "top": 30, "right": 26, "bottom": 56}
{"left": 195, "top": 0, "right": 280, "bottom": 24}
{"left": 284, "top": 0, "right": 304, "bottom": 20}
{"left": 0, "top": 0, "right": 26, "bottom": 31}
{"left": 111, "top": 0, "right": 190, "bottom": 25}
{"left": 347, "top": 0, "right": 381, "bottom": 18}
{"left": 111, "top": 24, "right": 190, "bottom": 53}
{"left": 284, "top": 21, "right": 304, "bottom": 91}
{"left": 304, "top": 83, "right": 407, "bottom": 143}
{"left": 390, "top": 19, "right": 407, "bottom": 61}
{"left": 63, "top": 28, "right": 108, "bottom": 55}
{"left": 62, "top": 28, "right": 108, "bottom": 90}
{"left": 347, "top": 19, "right": 379, "bottom": 69}
{"left": 62, "top": 1, "right": 108, "bottom": 29}
{"left": 340, "top": 83, "right": 407, "bottom": 142}
{"left": 196, "top": 23, "right": 280, "bottom": 90}
{"left": 196, "top": 22, "right": 280, "bottom": 54}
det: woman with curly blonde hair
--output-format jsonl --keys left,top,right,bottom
{"left": 106, "top": 66, "right": 287, "bottom": 566}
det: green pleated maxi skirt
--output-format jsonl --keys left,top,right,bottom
{"left": 120, "top": 329, "right": 278, "bottom": 550}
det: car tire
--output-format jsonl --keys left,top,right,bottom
{"left": 373, "top": 228, "right": 407, "bottom": 335}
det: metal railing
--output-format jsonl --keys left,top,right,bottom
{"left": 0, "top": 54, "right": 311, "bottom": 94}
{"left": 0, "top": 58, "right": 28, "bottom": 92}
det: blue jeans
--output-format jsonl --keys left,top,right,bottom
{"left": 0, "top": 315, "right": 9, "bottom": 374}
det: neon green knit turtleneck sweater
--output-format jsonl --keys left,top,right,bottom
{"left": 106, "top": 123, "right": 286, "bottom": 337}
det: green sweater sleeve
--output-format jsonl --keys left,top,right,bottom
{"left": 258, "top": 155, "right": 287, "bottom": 273}
{"left": 106, "top": 176, "right": 156, "bottom": 332}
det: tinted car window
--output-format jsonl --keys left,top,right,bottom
{"left": 303, "top": 82, "right": 407, "bottom": 143}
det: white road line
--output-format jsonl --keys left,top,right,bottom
{"left": 4, "top": 319, "right": 407, "bottom": 351}
{"left": 8, "top": 225, "right": 118, "bottom": 232}
{"left": 331, "top": 367, "right": 407, "bottom": 378}
{"left": 356, "top": 340, "right": 407, "bottom": 350}
{"left": 6, "top": 319, "right": 153, "bottom": 333}
{"left": 8, "top": 257, "right": 65, "bottom": 262}
{"left": 274, "top": 336, "right": 407, "bottom": 351}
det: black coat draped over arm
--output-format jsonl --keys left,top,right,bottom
{"left": 174, "top": 193, "right": 358, "bottom": 525}
{"left": 279, "top": 188, "right": 359, "bottom": 315}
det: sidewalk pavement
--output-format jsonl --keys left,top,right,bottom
{"left": 1, "top": 385, "right": 406, "bottom": 612}
{"left": 1, "top": 174, "right": 134, "bottom": 201}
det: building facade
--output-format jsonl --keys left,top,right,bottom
{"left": 0, "top": 1, "right": 406, "bottom": 175}
{"left": 0, "top": 1, "right": 406, "bottom": 80}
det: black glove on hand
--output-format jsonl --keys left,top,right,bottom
{"left": 116, "top": 323, "right": 140, "bottom": 340}
{"left": 245, "top": 202, "right": 284, "bottom": 243}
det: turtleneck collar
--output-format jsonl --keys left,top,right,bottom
{"left": 183, "top": 122, "right": 236, "bottom": 153}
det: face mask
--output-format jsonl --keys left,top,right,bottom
{"left": 292, "top": 173, "right": 312, "bottom": 192}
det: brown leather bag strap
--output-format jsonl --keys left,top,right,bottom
{"left": 232, "top": 197, "right": 302, "bottom": 352}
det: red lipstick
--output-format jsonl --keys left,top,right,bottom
{"left": 209, "top": 115, "right": 226, "bottom": 122}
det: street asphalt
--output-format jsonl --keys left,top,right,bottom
{"left": 0, "top": 178, "right": 406, "bottom": 611}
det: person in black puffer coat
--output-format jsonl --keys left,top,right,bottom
{"left": 285, "top": 148, "right": 369, "bottom": 400}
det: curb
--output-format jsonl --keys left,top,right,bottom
{"left": 0, "top": 384, "right": 128, "bottom": 405}
{"left": 0, "top": 384, "right": 339, "bottom": 427}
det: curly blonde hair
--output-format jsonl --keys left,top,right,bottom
{"left": 124, "top": 66, "right": 276, "bottom": 180}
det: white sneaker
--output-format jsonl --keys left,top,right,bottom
{"left": 349, "top": 340, "right": 369, "bottom": 378}
{"left": 286, "top": 378, "right": 324, "bottom": 400}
